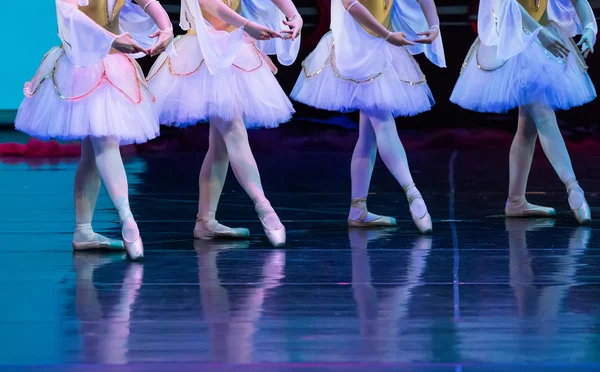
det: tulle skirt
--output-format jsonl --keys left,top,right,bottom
{"left": 450, "top": 23, "right": 596, "bottom": 113}
{"left": 148, "top": 32, "right": 295, "bottom": 129}
{"left": 291, "top": 32, "right": 434, "bottom": 118}
{"left": 15, "top": 47, "right": 159, "bottom": 145}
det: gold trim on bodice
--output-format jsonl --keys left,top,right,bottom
{"left": 517, "top": 0, "right": 548, "bottom": 24}
{"left": 79, "top": 0, "right": 126, "bottom": 34}
{"left": 202, "top": 0, "right": 242, "bottom": 33}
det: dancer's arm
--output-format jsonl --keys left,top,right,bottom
{"left": 271, "top": 0, "right": 303, "bottom": 40}
{"left": 133, "top": 0, "right": 174, "bottom": 56}
{"left": 571, "top": 0, "right": 597, "bottom": 57}
{"left": 342, "top": 0, "right": 414, "bottom": 46}
{"left": 198, "top": 0, "right": 282, "bottom": 39}
{"left": 515, "top": 2, "right": 570, "bottom": 58}
{"left": 413, "top": 0, "right": 440, "bottom": 44}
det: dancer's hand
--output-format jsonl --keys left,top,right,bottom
{"left": 244, "top": 21, "right": 282, "bottom": 41}
{"left": 387, "top": 32, "right": 415, "bottom": 47}
{"left": 538, "top": 28, "right": 570, "bottom": 58}
{"left": 577, "top": 28, "right": 595, "bottom": 58}
{"left": 414, "top": 27, "right": 440, "bottom": 44}
{"left": 147, "top": 28, "right": 174, "bottom": 57}
{"left": 112, "top": 33, "right": 148, "bottom": 54}
{"left": 281, "top": 15, "right": 303, "bottom": 40}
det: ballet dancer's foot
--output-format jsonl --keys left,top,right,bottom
{"left": 404, "top": 183, "right": 432, "bottom": 234}
{"left": 347, "top": 198, "right": 397, "bottom": 228}
{"left": 255, "top": 198, "right": 286, "bottom": 248}
{"left": 505, "top": 196, "right": 556, "bottom": 218}
{"left": 194, "top": 213, "right": 250, "bottom": 240}
{"left": 72, "top": 223, "right": 124, "bottom": 251}
{"left": 566, "top": 179, "right": 591, "bottom": 225}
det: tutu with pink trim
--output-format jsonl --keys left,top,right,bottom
{"left": 450, "top": 24, "right": 596, "bottom": 113}
{"left": 291, "top": 32, "right": 434, "bottom": 118}
{"left": 15, "top": 47, "right": 159, "bottom": 145}
{"left": 148, "top": 33, "right": 295, "bottom": 129}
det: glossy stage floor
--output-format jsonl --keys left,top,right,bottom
{"left": 1, "top": 131, "right": 599, "bottom": 371}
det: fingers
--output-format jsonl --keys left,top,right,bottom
{"left": 404, "top": 39, "right": 415, "bottom": 46}
{"left": 417, "top": 31, "right": 430, "bottom": 37}
{"left": 148, "top": 30, "right": 160, "bottom": 39}
{"left": 400, "top": 32, "right": 407, "bottom": 38}
{"left": 267, "top": 29, "right": 282, "bottom": 38}
{"left": 584, "top": 49, "right": 591, "bottom": 58}
{"left": 555, "top": 41, "right": 569, "bottom": 55}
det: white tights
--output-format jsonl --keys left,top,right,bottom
{"left": 73, "top": 137, "right": 139, "bottom": 243}
{"left": 197, "top": 116, "right": 280, "bottom": 229}
{"left": 508, "top": 104, "right": 583, "bottom": 207}
{"left": 349, "top": 110, "right": 427, "bottom": 222}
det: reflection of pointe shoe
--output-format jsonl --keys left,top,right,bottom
{"left": 193, "top": 239, "right": 250, "bottom": 252}
{"left": 255, "top": 199, "right": 286, "bottom": 248}
{"left": 567, "top": 181, "right": 591, "bottom": 225}
{"left": 404, "top": 183, "right": 432, "bottom": 234}
{"left": 505, "top": 217, "right": 556, "bottom": 232}
{"left": 193, "top": 213, "right": 250, "bottom": 240}
{"left": 505, "top": 196, "right": 556, "bottom": 218}
{"left": 568, "top": 227, "right": 591, "bottom": 256}
{"left": 123, "top": 234, "right": 144, "bottom": 261}
{"left": 72, "top": 234, "right": 124, "bottom": 252}
{"left": 347, "top": 198, "right": 397, "bottom": 228}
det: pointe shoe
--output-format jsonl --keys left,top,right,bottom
{"left": 347, "top": 198, "right": 397, "bottom": 228}
{"left": 404, "top": 183, "right": 433, "bottom": 234}
{"left": 193, "top": 214, "right": 250, "bottom": 240}
{"left": 123, "top": 232, "right": 144, "bottom": 261}
{"left": 504, "top": 196, "right": 556, "bottom": 218}
{"left": 255, "top": 199, "right": 286, "bottom": 248}
{"left": 567, "top": 181, "right": 591, "bottom": 225}
{"left": 72, "top": 234, "right": 124, "bottom": 252}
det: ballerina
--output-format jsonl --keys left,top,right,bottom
{"left": 291, "top": 0, "right": 445, "bottom": 233}
{"left": 15, "top": 0, "right": 174, "bottom": 259}
{"left": 148, "top": 0, "right": 303, "bottom": 247}
{"left": 450, "top": 0, "right": 596, "bottom": 224}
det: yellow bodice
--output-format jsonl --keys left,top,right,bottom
{"left": 79, "top": 0, "right": 126, "bottom": 34}
{"left": 517, "top": 0, "right": 549, "bottom": 23}
{"left": 360, "top": 0, "right": 393, "bottom": 37}
{"left": 202, "top": 0, "right": 242, "bottom": 33}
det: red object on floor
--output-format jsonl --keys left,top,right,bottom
{"left": 0, "top": 138, "right": 81, "bottom": 158}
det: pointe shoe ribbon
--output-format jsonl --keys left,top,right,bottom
{"left": 403, "top": 183, "right": 433, "bottom": 234}
{"left": 347, "top": 197, "right": 397, "bottom": 227}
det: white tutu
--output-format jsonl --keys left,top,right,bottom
{"left": 291, "top": 31, "right": 435, "bottom": 118}
{"left": 451, "top": 24, "right": 596, "bottom": 113}
{"left": 148, "top": 33, "right": 295, "bottom": 129}
{"left": 15, "top": 47, "right": 159, "bottom": 145}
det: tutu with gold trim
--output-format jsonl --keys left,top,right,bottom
{"left": 291, "top": 31, "right": 434, "bottom": 117}
{"left": 15, "top": 47, "right": 159, "bottom": 145}
{"left": 290, "top": 0, "right": 446, "bottom": 118}
{"left": 450, "top": 24, "right": 596, "bottom": 113}
{"left": 148, "top": 32, "right": 294, "bottom": 129}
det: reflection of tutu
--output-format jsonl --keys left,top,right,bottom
{"left": 450, "top": 24, "right": 596, "bottom": 113}
{"left": 148, "top": 33, "right": 294, "bottom": 129}
{"left": 15, "top": 47, "right": 159, "bottom": 145}
{"left": 291, "top": 32, "right": 434, "bottom": 117}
